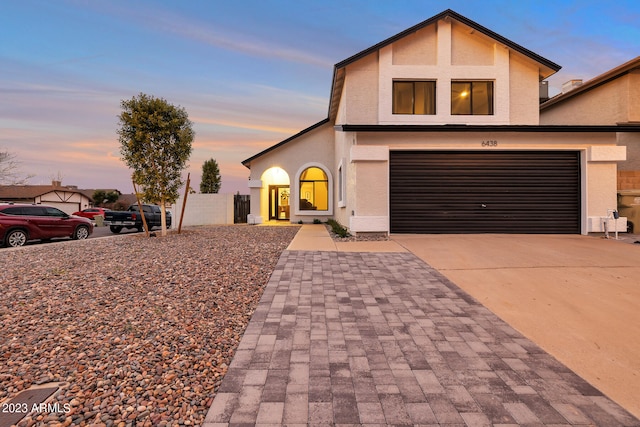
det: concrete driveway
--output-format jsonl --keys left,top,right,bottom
{"left": 392, "top": 233, "right": 640, "bottom": 419}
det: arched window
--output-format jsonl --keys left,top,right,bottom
{"left": 299, "top": 167, "right": 328, "bottom": 211}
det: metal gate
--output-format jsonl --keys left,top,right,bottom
{"left": 389, "top": 150, "right": 581, "bottom": 234}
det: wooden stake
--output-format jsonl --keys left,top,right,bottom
{"left": 132, "top": 179, "right": 150, "bottom": 237}
{"left": 178, "top": 173, "right": 190, "bottom": 234}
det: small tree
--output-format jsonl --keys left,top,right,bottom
{"left": 1, "top": 148, "right": 33, "bottom": 185}
{"left": 200, "top": 158, "right": 221, "bottom": 193}
{"left": 117, "top": 93, "right": 194, "bottom": 236}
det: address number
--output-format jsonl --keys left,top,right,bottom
{"left": 481, "top": 140, "right": 498, "bottom": 147}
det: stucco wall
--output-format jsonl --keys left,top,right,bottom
{"left": 172, "top": 193, "right": 234, "bottom": 227}
{"left": 248, "top": 122, "right": 334, "bottom": 223}
{"left": 349, "top": 17, "right": 540, "bottom": 127}
{"left": 509, "top": 55, "right": 541, "bottom": 124}
{"left": 343, "top": 54, "right": 379, "bottom": 124}
{"left": 630, "top": 70, "right": 640, "bottom": 122}
{"left": 348, "top": 130, "right": 621, "bottom": 234}
{"left": 392, "top": 25, "right": 436, "bottom": 65}
{"left": 451, "top": 21, "right": 494, "bottom": 66}
{"left": 587, "top": 162, "right": 621, "bottom": 232}
{"left": 541, "top": 76, "right": 631, "bottom": 125}
{"left": 333, "top": 130, "right": 353, "bottom": 228}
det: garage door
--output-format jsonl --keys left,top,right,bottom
{"left": 38, "top": 201, "right": 81, "bottom": 216}
{"left": 389, "top": 151, "right": 581, "bottom": 234}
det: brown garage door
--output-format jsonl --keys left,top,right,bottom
{"left": 389, "top": 151, "right": 581, "bottom": 234}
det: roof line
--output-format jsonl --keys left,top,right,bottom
{"left": 242, "top": 118, "right": 330, "bottom": 168}
{"left": 334, "top": 9, "right": 561, "bottom": 72}
{"left": 328, "top": 9, "right": 561, "bottom": 120}
{"left": 541, "top": 55, "right": 640, "bottom": 110}
{"left": 336, "top": 124, "right": 640, "bottom": 133}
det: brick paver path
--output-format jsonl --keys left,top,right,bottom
{"left": 204, "top": 251, "right": 639, "bottom": 426}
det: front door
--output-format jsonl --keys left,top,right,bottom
{"left": 269, "top": 185, "right": 290, "bottom": 220}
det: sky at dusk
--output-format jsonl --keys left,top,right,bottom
{"left": 2, "top": 0, "right": 639, "bottom": 194}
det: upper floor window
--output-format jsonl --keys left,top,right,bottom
{"left": 393, "top": 81, "right": 436, "bottom": 115}
{"left": 451, "top": 81, "right": 494, "bottom": 115}
{"left": 299, "top": 167, "right": 328, "bottom": 211}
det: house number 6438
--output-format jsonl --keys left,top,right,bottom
{"left": 481, "top": 140, "right": 498, "bottom": 147}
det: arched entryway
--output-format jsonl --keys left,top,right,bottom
{"left": 261, "top": 167, "right": 291, "bottom": 221}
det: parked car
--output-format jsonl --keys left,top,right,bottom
{"left": 0, "top": 203, "right": 94, "bottom": 247}
{"left": 72, "top": 207, "right": 111, "bottom": 220}
{"left": 104, "top": 204, "right": 171, "bottom": 233}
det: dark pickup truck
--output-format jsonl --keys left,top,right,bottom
{"left": 104, "top": 204, "right": 171, "bottom": 233}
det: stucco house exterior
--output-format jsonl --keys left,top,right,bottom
{"left": 243, "top": 9, "right": 640, "bottom": 235}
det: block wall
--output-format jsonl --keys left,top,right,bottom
{"left": 171, "top": 193, "right": 235, "bottom": 227}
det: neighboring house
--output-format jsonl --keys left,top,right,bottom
{"left": 242, "top": 9, "right": 640, "bottom": 235}
{"left": 540, "top": 56, "right": 640, "bottom": 190}
{"left": 0, "top": 181, "right": 92, "bottom": 215}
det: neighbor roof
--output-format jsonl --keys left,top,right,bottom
{"left": 0, "top": 185, "right": 90, "bottom": 200}
{"left": 540, "top": 55, "right": 640, "bottom": 111}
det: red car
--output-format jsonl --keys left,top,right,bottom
{"left": 0, "top": 203, "right": 94, "bottom": 247}
{"left": 72, "top": 207, "right": 110, "bottom": 220}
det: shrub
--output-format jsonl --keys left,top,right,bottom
{"left": 327, "top": 219, "right": 350, "bottom": 238}
{"left": 313, "top": 218, "right": 322, "bottom": 224}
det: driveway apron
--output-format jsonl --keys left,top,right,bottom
{"left": 204, "top": 236, "right": 639, "bottom": 426}
{"left": 394, "top": 233, "right": 640, "bottom": 420}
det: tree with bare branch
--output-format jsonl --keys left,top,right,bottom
{"left": 0, "top": 148, "right": 33, "bottom": 185}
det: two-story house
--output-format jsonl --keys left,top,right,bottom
{"left": 242, "top": 9, "right": 639, "bottom": 235}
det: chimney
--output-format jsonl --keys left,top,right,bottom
{"left": 562, "top": 79, "right": 583, "bottom": 94}
{"left": 52, "top": 180, "right": 62, "bottom": 187}
{"left": 539, "top": 81, "right": 549, "bottom": 102}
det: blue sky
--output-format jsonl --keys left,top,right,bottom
{"left": 1, "top": 0, "right": 639, "bottom": 194}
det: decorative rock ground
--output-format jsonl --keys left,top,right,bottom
{"left": 0, "top": 225, "right": 299, "bottom": 426}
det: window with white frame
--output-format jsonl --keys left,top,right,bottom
{"left": 337, "top": 161, "right": 346, "bottom": 207}
{"left": 393, "top": 80, "right": 436, "bottom": 115}
{"left": 451, "top": 81, "right": 494, "bottom": 115}
{"left": 299, "top": 167, "right": 328, "bottom": 211}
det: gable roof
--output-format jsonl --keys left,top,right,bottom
{"left": 540, "top": 56, "right": 640, "bottom": 111}
{"left": 328, "top": 9, "right": 562, "bottom": 120}
{"left": 242, "top": 9, "right": 562, "bottom": 168}
{"left": 0, "top": 185, "right": 92, "bottom": 201}
{"left": 242, "top": 118, "right": 330, "bottom": 168}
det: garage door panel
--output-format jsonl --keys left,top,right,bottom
{"left": 390, "top": 151, "right": 580, "bottom": 234}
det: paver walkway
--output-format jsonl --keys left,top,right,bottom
{"left": 204, "top": 249, "right": 639, "bottom": 426}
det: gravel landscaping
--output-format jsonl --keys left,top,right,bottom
{"left": 0, "top": 225, "right": 299, "bottom": 426}
{"left": 324, "top": 224, "right": 389, "bottom": 242}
